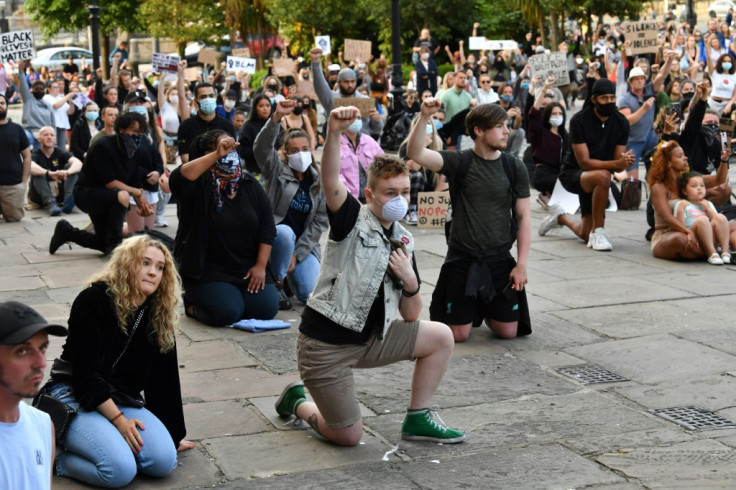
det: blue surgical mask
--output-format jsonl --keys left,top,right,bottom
{"left": 128, "top": 105, "right": 147, "bottom": 115}
{"left": 269, "top": 97, "right": 275, "bottom": 105}
{"left": 85, "top": 111, "right": 99, "bottom": 122}
{"left": 501, "top": 94, "right": 513, "bottom": 102}
{"left": 433, "top": 119, "right": 444, "bottom": 130}
{"left": 723, "top": 62, "right": 733, "bottom": 71}
{"left": 198, "top": 97, "right": 216, "bottom": 115}
{"left": 153, "top": 80, "right": 160, "bottom": 87}
{"left": 347, "top": 118, "right": 363, "bottom": 134}
{"left": 425, "top": 123, "right": 434, "bottom": 135}
{"left": 521, "top": 82, "right": 530, "bottom": 90}
{"left": 229, "top": 75, "right": 236, "bottom": 82}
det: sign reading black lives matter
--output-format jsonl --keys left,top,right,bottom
{"left": 623, "top": 21, "right": 659, "bottom": 55}
{"left": 530, "top": 52, "right": 569, "bottom": 86}
{"left": 0, "top": 30, "right": 35, "bottom": 64}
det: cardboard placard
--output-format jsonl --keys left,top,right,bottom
{"left": 530, "top": 51, "right": 570, "bottom": 86}
{"left": 152, "top": 52, "right": 180, "bottom": 74}
{"left": 315, "top": 35, "right": 331, "bottom": 55}
{"left": 0, "top": 30, "right": 35, "bottom": 63}
{"left": 184, "top": 67, "right": 200, "bottom": 81}
{"left": 296, "top": 79, "right": 317, "bottom": 99}
{"left": 273, "top": 58, "right": 296, "bottom": 76}
{"left": 226, "top": 56, "right": 257, "bottom": 74}
{"left": 343, "top": 39, "right": 371, "bottom": 62}
{"left": 232, "top": 47, "right": 251, "bottom": 58}
{"left": 197, "top": 48, "right": 219, "bottom": 66}
{"left": 334, "top": 97, "right": 374, "bottom": 117}
{"left": 623, "top": 21, "right": 659, "bottom": 55}
{"left": 417, "top": 192, "right": 450, "bottom": 228}
{"left": 485, "top": 40, "right": 518, "bottom": 51}
{"left": 720, "top": 117, "right": 735, "bottom": 134}
{"left": 469, "top": 37, "right": 487, "bottom": 50}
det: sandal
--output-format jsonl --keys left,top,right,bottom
{"left": 708, "top": 252, "right": 724, "bottom": 265}
{"left": 722, "top": 253, "right": 732, "bottom": 265}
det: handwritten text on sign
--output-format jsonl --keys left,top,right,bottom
{"left": 0, "top": 30, "right": 35, "bottom": 64}
{"left": 344, "top": 39, "right": 372, "bottom": 61}
{"left": 623, "top": 21, "right": 658, "bottom": 55}
{"left": 417, "top": 192, "right": 450, "bottom": 229}
{"left": 152, "top": 53, "right": 180, "bottom": 74}
{"left": 226, "top": 56, "right": 257, "bottom": 74}
{"left": 530, "top": 51, "right": 570, "bottom": 86}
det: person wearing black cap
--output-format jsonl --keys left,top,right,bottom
{"left": 0, "top": 301, "right": 67, "bottom": 490}
{"left": 538, "top": 78, "right": 635, "bottom": 251}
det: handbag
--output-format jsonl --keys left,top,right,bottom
{"left": 32, "top": 384, "right": 78, "bottom": 447}
{"left": 620, "top": 178, "right": 646, "bottom": 210}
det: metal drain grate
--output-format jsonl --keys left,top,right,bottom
{"left": 555, "top": 364, "right": 629, "bottom": 384}
{"left": 650, "top": 406, "right": 736, "bottom": 431}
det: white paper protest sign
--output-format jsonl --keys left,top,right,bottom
{"left": 0, "top": 30, "right": 35, "bottom": 63}
{"left": 623, "top": 21, "right": 659, "bottom": 55}
{"left": 226, "top": 56, "right": 256, "bottom": 74}
{"left": 315, "top": 36, "right": 331, "bottom": 55}
{"left": 485, "top": 40, "right": 518, "bottom": 51}
{"left": 152, "top": 53, "right": 180, "bottom": 74}
{"left": 530, "top": 51, "right": 570, "bottom": 86}
{"left": 469, "top": 37, "right": 487, "bottom": 50}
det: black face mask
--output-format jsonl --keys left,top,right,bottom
{"left": 32, "top": 91, "right": 44, "bottom": 100}
{"left": 293, "top": 106, "right": 303, "bottom": 116}
{"left": 267, "top": 84, "right": 278, "bottom": 91}
{"left": 701, "top": 123, "right": 720, "bottom": 145}
{"left": 594, "top": 101, "right": 616, "bottom": 117}
{"left": 680, "top": 92, "right": 694, "bottom": 106}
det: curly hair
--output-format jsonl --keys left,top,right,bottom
{"left": 648, "top": 140, "right": 686, "bottom": 188}
{"left": 86, "top": 235, "right": 181, "bottom": 353}
{"left": 367, "top": 154, "right": 410, "bottom": 189}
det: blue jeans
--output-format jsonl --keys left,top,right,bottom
{"left": 183, "top": 279, "right": 279, "bottom": 326}
{"left": 626, "top": 130, "right": 659, "bottom": 171}
{"left": 24, "top": 129, "right": 41, "bottom": 151}
{"left": 49, "top": 382, "right": 177, "bottom": 488}
{"left": 271, "top": 224, "right": 321, "bottom": 302}
{"left": 156, "top": 189, "right": 171, "bottom": 219}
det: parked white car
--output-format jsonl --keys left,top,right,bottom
{"left": 31, "top": 47, "right": 94, "bottom": 71}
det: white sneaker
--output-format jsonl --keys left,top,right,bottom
{"left": 538, "top": 204, "right": 565, "bottom": 236}
{"left": 587, "top": 227, "right": 612, "bottom": 251}
{"left": 155, "top": 216, "right": 169, "bottom": 227}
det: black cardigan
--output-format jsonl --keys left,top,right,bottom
{"left": 59, "top": 282, "right": 186, "bottom": 447}
{"left": 70, "top": 116, "right": 92, "bottom": 161}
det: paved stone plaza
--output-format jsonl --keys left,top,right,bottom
{"left": 1, "top": 182, "right": 732, "bottom": 488}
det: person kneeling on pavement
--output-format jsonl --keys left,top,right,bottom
{"left": 254, "top": 100, "right": 328, "bottom": 309}
{"left": 29, "top": 126, "right": 82, "bottom": 216}
{"left": 274, "top": 106, "right": 465, "bottom": 447}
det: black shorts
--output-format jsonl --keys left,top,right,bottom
{"left": 432, "top": 256, "right": 520, "bottom": 326}
{"left": 558, "top": 167, "right": 593, "bottom": 216}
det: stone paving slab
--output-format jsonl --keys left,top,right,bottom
{"left": 565, "top": 334, "right": 736, "bottom": 384}
{"left": 180, "top": 367, "right": 300, "bottom": 403}
{"left": 614, "top": 374, "right": 736, "bottom": 411}
{"left": 202, "top": 430, "right": 394, "bottom": 480}
{"left": 680, "top": 327, "right": 736, "bottom": 356}
{"left": 183, "top": 401, "right": 271, "bottom": 441}
{"left": 597, "top": 439, "right": 736, "bottom": 488}
{"left": 235, "top": 331, "right": 299, "bottom": 375}
{"left": 177, "top": 339, "right": 259, "bottom": 373}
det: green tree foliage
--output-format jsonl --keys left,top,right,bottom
{"left": 25, "top": 0, "right": 144, "bottom": 38}
{"left": 139, "top": 0, "right": 228, "bottom": 56}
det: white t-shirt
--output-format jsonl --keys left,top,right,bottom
{"left": 0, "top": 401, "right": 52, "bottom": 490}
{"left": 160, "top": 101, "right": 180, "bottom": 134}
{"left": 43, "top": 94, "right": 70, "bottom": 130}
{"left": 710, "top": 71, "right": 736, "bottom": 99}
{"left": 477, "top": 89, "right": 500, "bottom": 105}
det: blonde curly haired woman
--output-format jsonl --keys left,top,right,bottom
{"left": 45, "top": 235, "right": 193, "bottom": 487}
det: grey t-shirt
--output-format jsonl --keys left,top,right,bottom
{"left": 439, "top": 150, "right": 530, "bottom": 252}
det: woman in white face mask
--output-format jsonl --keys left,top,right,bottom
{"left": 254, "top": 99, "right": 329, "bottom": 308}
{"left": 528, "top": 76, "right": 569, "bottom": 211}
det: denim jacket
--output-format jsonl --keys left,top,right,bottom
{"left": 307, "top": 205, "right": 414, "bottom": 338}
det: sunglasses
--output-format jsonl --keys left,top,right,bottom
{"left": 480, "top": 80, "right": 491, "bottom": 84}
{"left": 544, "top": 93, "right": 555, "bottom": 99}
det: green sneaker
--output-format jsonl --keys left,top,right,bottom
{"left": 275, "top": 381, "right": 306, "bottom": 418}
{"left": 401, "top": 406, "right": 466, "bottom": 443}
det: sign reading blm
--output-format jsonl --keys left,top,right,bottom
{"left": 623, "top": 21, "right": 659, "bottom": 55}
{"left": 0, "top": 30, "right": 35, "bottom": 64}
{"left": 530, "top": 52, "right": 569, "bottom": 86}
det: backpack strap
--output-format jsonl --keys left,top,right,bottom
{"left": 500, "top": 151, "right": 519, "bottom": 241}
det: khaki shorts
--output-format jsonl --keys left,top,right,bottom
{"left": 0, "top": 183, "right": 27, "bottom": 222}
{"left": 297, "top": 319, "right": 420, "bottom": 429}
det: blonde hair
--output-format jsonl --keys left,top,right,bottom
{"left": 86, "top": 235, "right": 181, "bottom": 353}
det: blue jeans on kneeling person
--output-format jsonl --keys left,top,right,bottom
{"left": 49, "top": 382, "right": 177, "bottom": 488}
{"left": 270, "top": 224, "right": 321, "bottom": 302}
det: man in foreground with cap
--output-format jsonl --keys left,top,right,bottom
{"left": 0, "top": 301, "right": 67, "bottom": 489}
{"left": 310, "top": 48, "right": 384, "bottom": 137}
{"left": 538, "top": 78, "right": 634, "bottom": 251}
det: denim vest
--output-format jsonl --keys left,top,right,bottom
{"left": 307, "top": 205, "right": 414, "bottom": 338}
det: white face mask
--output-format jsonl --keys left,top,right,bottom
{"left": 169, "top": 95, "right": 178, "bottom": 105}
{"left": 224, "top": 99, "right": 236, "bottom": 110}
{"left": 549, "top": 115, "right": 564, "bottom": 127}
{"left": 421, "top": 53, "right": 430, "bottom": 61}
{"left": 374, "top": 195, "right": 408, "bottom": 222}
{"left": 287, "top": 151, "right": 312, "bottom": 173}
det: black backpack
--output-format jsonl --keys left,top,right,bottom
{"left": 445, "top": 149, "right": 519, "bottom": 246}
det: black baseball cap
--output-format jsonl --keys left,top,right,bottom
{"left": 124, "top": 90, "right": 147, "bottom": 104}
{"left": 0, "top": 301, "right": 67, "bottom": 345}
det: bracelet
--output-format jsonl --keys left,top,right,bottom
{"left": 401, "top": 285, "right": 420, "bottom": 297}
{"left": 46, "top": 170, "right": 50, "bottom": 178}
{"left": 110, "top": 412, "right": 124, "bottom": 424}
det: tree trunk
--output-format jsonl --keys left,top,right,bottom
{"left": 550, "top": 12, "right": 560, "bottom": 48}
{"left": 101, "top": 30, "right": 110, "bottom": 80}
{"left": 256, "top": 14, "right": 264, "bottom": 69}
{"left": 538, "top": 16, "right": 546, "bottom": 47}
